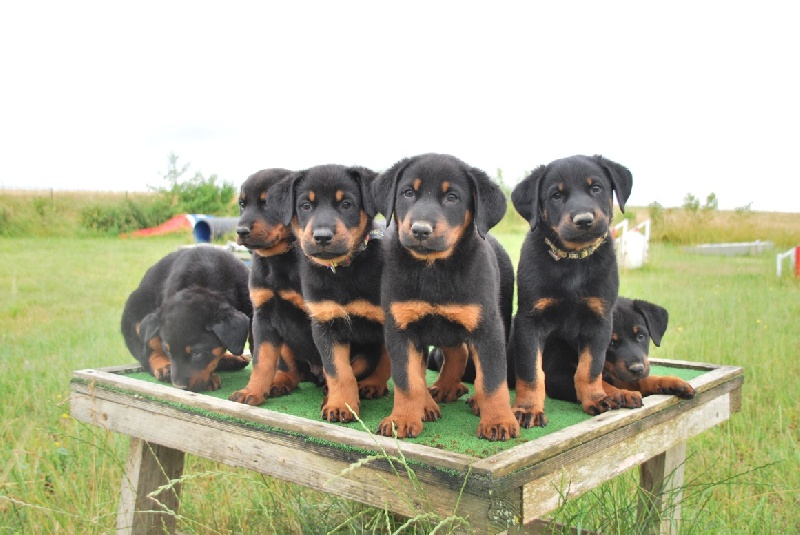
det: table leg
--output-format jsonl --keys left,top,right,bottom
{"left": 116, "top": 437, "right": 186, "bottom": 535}
{"left": 638, "top": 440, "right": 686, "bottom": 535}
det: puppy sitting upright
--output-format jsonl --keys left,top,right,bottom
{"left": 372, "top": 153, "right": 519, "bottom": 441}
{"left": 511, "top": 155, "right": 633, "bottom": 427}
{"left": 229, "top": 169, "right": 324, "bottom": 407}
{"left": 269, "top": 165, "right": 391, "bottom": 423}
{"left": 121, "top": 246, "right": 252, "bottom": 392}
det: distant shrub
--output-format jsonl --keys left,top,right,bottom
{"left": 703, "top": 192, "right": 719, "bottom": 211}
{"left": 683, "top": 193, "right": 701, "bottom": 212}
{"left": 151, "top": 153, "right": 237, "bottom": 216}
{"left": 0, "top": 205, "right": 9, "bottom": 235}
{"left": 79, "top": 153, "right": 237, "bottom": 235}
{"left": 648, "top": 202, "right": 664, "bottom": 227}
{"left": 80, "top": 198, "right": 172, "bottom": 234}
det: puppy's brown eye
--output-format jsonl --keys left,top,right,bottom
{"left": 551, "top": 191, "right": 563, "bottom": 200}
{"left": 590, "top": 184, "right": 602, "bottom": 194}
{"left": 402, "top": 189, "right": 414, "bottom": 198}
{"left": 445, "top": 192, "right": 458, "bottom": 203}
{"left": 341, "top": 201, "right": 353, "bottom": 210}
{"left": 299, "top": 201, "right": 312, "bottom": 211}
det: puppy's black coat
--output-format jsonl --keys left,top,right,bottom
{"left": 121, "top": 246, "right": 252, "bottom": 391}
{"left": 268, "top": 164, "right": 391, "bottom": 423}
{"left": 229, "top": 168, "right": 324, "bottom": 407}
{"left": 428, "top": 234, "right": 516, "bottom": 385}
{"left": 511, "top": 155, "right": 633, "bottom": 426}
{"left": 545, "top": 297, "right": 696, "bottom": 402}
{"left": 372, "top": 153, "right": 519, "bottom": 441}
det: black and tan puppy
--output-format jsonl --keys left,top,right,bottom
{"left": 545, "top": 297, "right": 695, "bottom": 402}
{"left": 372, "top": 153, "right": 519, "bottom": 441}
{"left": 268, "top": 164, "right": 391, "bottom": 423}
{"left": 510, "top": 155, "right": 633, "bottom": 427}
{"left": 229, "top": 168, "right": 324, "bottom": 407}
{"left": 604, "top": 297, "right": 695, "bottom": 398}
{"left": 121, "top": 246, "right": 252, "bottom": 391}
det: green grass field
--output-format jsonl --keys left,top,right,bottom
{"left": 1, "top": 224, "right": 799, "bottom": 533}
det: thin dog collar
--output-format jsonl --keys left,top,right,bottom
{"left": 319, "top": 228, "right": 384, "bottom": 273}
{"left": 544, "top": 232, "right": 608, "bottom": 261}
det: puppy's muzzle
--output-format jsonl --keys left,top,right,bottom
{"left": 313, "top": 227, "right": 334, "bottom": 246}
{"left": 572, "top": 212, "right": 594, "bottom": 229}
{"left": 411, "top": 222, "right": 433, "bottom": 241}
{"left": 627, "top": 362, "right": 645, "bottom": 377}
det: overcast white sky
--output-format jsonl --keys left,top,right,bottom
{"left": 1, "top": 2, "right": 798, "bottom": 212}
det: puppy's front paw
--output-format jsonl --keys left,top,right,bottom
{"left": 377, "top": 415, "right": 424, "bottom": 438}
{"left": 229, "top": 387, "right": 267, "bottom": 406}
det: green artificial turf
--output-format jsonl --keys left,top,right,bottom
{"left": 125, "top": 364, "right": 705, "bottom": 458}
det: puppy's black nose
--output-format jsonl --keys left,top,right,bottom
{"left": 236, "top": 226, "right": 250, "bottom": 238}
{"left": 573, "top": 212, "right": 594, "bottom": 228}
{"left": 313, "top": 228, "right": 334, "bottom": 246}
{"left": 411, "top": 222, "right": 433, "bottom": 240}
{"left": 628, "top": 362, "right": 645, "bottom": 376}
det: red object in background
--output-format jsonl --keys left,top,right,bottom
{"left": 795, "top": 246, "right": 800, "bottom": 277}
{"left": 122, "top": 215, "right": 193, "bottom": 238}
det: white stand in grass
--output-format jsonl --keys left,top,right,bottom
{"left": 614, "top": 219, "right": 651, "bottom": 269}
{"left": 776, "top": 245, "right": 799, "bottom": 277}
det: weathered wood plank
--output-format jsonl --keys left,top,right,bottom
{"left": 116, "top": 437, "right": 185, "bottom": 535}
{"left": 520, "top": 394, "right": 731, "bottom": 521}
{"left": 638, "top": 441, "right": 687, "bottom": 535}
{"left": 70, "top": 386, "right": 518, "bottom": 532}
{"left": 72, "top": 369, "right": 478, "bottom": 473}
{"left": 648, "top": 357, "right": 720, "bottom": 370}
{"left": 70, "top": 360, "right": 743, "bottom": 533}
{"left": 473, "top": 365, "right": 743, "bottom": 480}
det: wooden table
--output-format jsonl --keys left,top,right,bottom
{"left": 69, "top": 358, "right": 742, "bottom": 534}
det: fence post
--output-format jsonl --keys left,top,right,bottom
{"left": 795, "top": 246, "right": 800, "bottom": 278}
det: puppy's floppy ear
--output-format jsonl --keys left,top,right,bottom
{"left": 592, "top": 155, "right": 633, "bottom": 213}
{"left": 633, "top": 299, "right": 669, "bottom": 347}
{"left": 346, "top": 166, "right": 378, "bottom": 218}
{"left": 138, "top": 311, "right": 161, "bottom": 343}
{"left": 209, "top": 305, "right": 251, "bottom": 356}
{"left": 511, "top": 164, "right": 547, "bottom": 230}
{"left": 467, "top": 167, "right": 507, "bottom": 238}
{"left": 372, "top": 157, "right": 413, "bottom": 224}
{"left": 266, "top": 172, "right": 304, "bottom": 226}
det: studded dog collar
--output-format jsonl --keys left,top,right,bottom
{"left": 544, "top": 232, "right": 609, "bottom": 261}
{"left": 319, "top": 228, "right": 384, "bottom": 273}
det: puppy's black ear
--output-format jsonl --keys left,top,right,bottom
{"left": 467, "top": 167, "right": 506, "bottom": 238}
{"left": 633, "top": 299, "right": 669, "bottom": 347}
{"left": 266, "top": 172, "right": 303, "bottom": 226}
{"left": 372, "top": 157, "right": 413, "bottom": 224}
{"left": 138, "top": 312, "right": 160, "bottom": 343}
{"left": 209, "top": 305, "right": 251, "bottom": 356}
{"left": 347, "top": 166, "right": 378, "bottom": 218}
{"left": 511, "top": 164, "right": 547, "bottom": 230}
{"left": 593, "top": 155, "right": 633, "bottom": 213}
